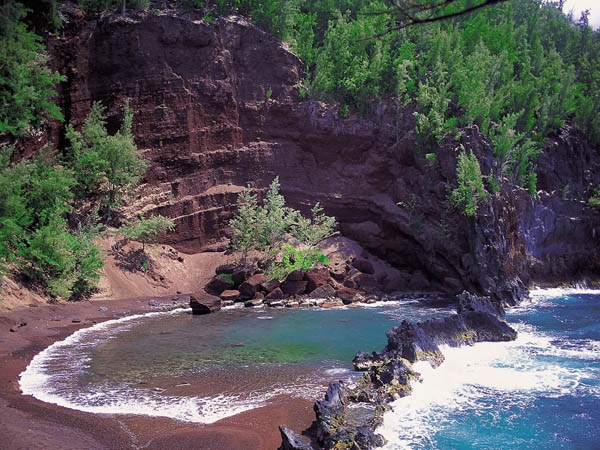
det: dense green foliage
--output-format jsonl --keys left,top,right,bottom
{"left": 0, "top": 151, "right": 104, "bottom": 298}
{"left": 267, "top": 244, "right": 330, "bottom": 281}
{"left": 121, "top": 215, "right": 176, "bottom": 250}
{"left": 66, "top": 100, "right": 146, "bottom": 219}
{"left": 0, "top": 1, "right": 64, "bottom": 136}
{"left": 229, "top": 177, "right": 337, "bottom": 279}
{"left": 589, "top": 185, "right": 600, "bottom": 208}
{"left": 0, "top": 85, "right": 147, "bottom": 298}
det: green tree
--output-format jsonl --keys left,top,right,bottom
{"left": 293, "top": 202, "right": 338, "bottom": 267}
{"left": 0, "top": 1, "right": 64, "bottom": 136}
{"left": 588, "top": 185, "right": 600, "bottom": 209}
{"left": 66, "top": 100, "right": 146, "bottom": 219}
{"left": 0, "top": 157, "right": 32, "bottom": 267}
{"left": 17, "top": 204, "right": 103, "bottom": 299}
{"left": 414, "top": 62, "right": 454, "bottom": 149}
{"left": 259, "top": 176, "right": 299, "bottom": 257}
{"left": 121, "top": 215, "right": 176, "bottom": 251}
{"left": 449, "top": 147, "right": 488, "bottom": 217}
{"left": 228, "top": 188, "right": 263, "bottom": 266}
{"left": 229, "top": 177, "right": 337, "bottom": 278}
{"left": 311, "top": 4, "right": 392, "bottom": 111}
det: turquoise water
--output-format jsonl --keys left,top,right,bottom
{"left": 20, "top": 301, "right": 451, "bottom": 423}
{"left": 380, "top": 290, "right": 600, "bottom": 449}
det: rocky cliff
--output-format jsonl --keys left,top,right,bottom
{"left": 38, "top": 9, "right": 600, "bottom": 304}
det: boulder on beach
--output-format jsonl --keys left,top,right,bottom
{"left": 189, "top": 292, "right": 222, "bottom": 315}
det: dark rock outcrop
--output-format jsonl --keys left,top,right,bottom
{"left": 382, "top": 320, "right": 445, "bottom": 368}
{"left": 277, "top": 425, "right": 313, "bottom": 450}
{"left": 285, "top": 292, "right": 517, "bottom": 449}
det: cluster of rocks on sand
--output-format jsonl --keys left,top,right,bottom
{"left": 190, "top": 257, "right": 398, "bottom": 314}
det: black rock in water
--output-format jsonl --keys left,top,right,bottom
{"left": 383, "top": 320, "right": 445, "bottom": 368}
{"left": 280, "top": 291, "right": 518, "bottom": 449}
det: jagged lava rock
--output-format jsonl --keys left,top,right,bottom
{"left": 277, "top": 425, "right": 313, "bottom": 450}
{"left": 383, "top": 320, "right": 445, "bottom": 368}
{"left": 313, "top": 382, "right": 387, "bottom": 450}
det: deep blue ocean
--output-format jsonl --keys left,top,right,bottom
{"left": 20, "top": 290, "right": 600, "bottom": 448}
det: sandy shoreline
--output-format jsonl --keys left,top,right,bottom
{"left": 0, "top": 297, "right": 317, "bottom": 450}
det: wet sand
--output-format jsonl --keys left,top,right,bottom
{"left": 0, "top": 298, "right": 317, "bottom": 449}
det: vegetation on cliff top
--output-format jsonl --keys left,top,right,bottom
{"left": 0, "top": 1, "right": 64, "bottom": 136}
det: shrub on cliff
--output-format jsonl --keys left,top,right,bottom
{"left": 229, "top": 177, "right": 337, "bottom": 279}
{"left": 121, "top": 215, "right": 176, "bottom": 251}
{"left": 449, "top": 147, "right": 488, "bottom": 217}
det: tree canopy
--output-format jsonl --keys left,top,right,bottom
{"left": 66, "top": 100, "right": 146, "bottom": 219}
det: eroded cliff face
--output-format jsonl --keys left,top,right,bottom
{"left": 44, "top": 10, "right": 600, "bottom": 303}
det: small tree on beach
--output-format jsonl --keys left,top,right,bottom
{"left": 229, "top": 177, "right": 337, "bottom": 279}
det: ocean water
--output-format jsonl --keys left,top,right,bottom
{"left": 19, "top": 300, "right": 451, "bottom": 423}
{"left": 379, "top": 289, "right": 600, "bottom": 449}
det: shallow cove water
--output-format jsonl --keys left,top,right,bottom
{"left": 20, "top": 301, "right": 451, "bottom": 423}
{"left": 379, "top": 289, "right": 600, "bottom": 449}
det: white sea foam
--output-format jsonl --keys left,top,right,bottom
{"left": 378, "top": 323, "right": 598, "bottom": 449}
{"left": 18, "top": 308, "right": 273, "bottom": 423}
{"left": 529, "top": 287, "right": 600, "bottom": 297}
{"left": 22, "top": 379, "right": 265, "bottom": 423}
{"left": 324, "top": 367, "right": 354, "bottom": 376}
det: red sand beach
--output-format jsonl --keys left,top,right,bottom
{"left": 0, "top": 298, "right": 317, "bottom": 450}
